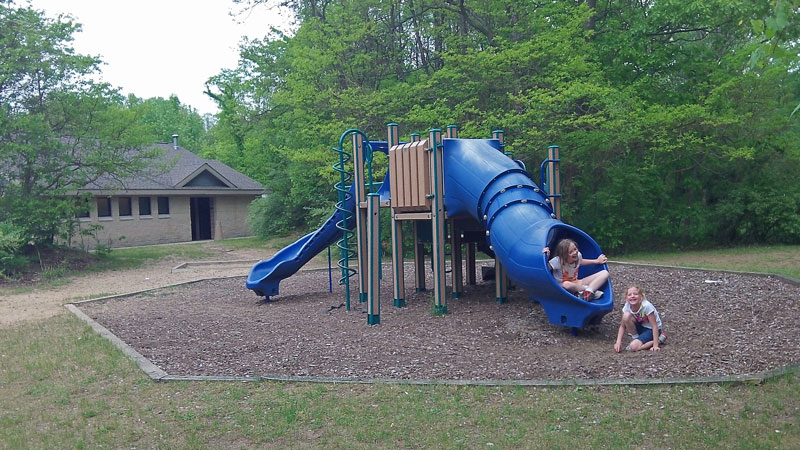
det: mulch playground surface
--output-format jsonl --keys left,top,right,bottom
{"left": 75, "top": 263, "right": 800, "bottom": 382}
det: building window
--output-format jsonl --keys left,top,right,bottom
{"left": 97, "top": 197, "right": 112, "bottom": 218}
{"left": 76, "top": 197, "right": 90, "bottom": 218}
{"left": 139, "top": 197, "right": 151, "bottom": 216}
{"left": 157, "top": 196, "right": 170, "bottom": 215}
{"left": 119, "top": 197, "right": 132, "bottom": 217}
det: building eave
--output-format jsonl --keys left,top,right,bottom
{"left": 71, "top": 188, "right": 265, "bottom": 197}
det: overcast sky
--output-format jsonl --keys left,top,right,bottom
{"left": 28, "top": 0, "right": 291, "bottom": 116}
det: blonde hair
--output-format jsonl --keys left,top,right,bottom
{"left": 625, "top": 285, "right": 646, "bottom": 300}
{"left": 554, "top": 239, "right": 577, "bottom": 262}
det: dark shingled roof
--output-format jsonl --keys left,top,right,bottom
{"left": 82, "top": 143, "right": 263, "bottom": 193}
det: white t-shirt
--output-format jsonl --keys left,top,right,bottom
{"left": 622, "top": 299, "right": 662, "bottom": 329}
{"left": 549, "top": 252, "right": 582, "bottom": 283}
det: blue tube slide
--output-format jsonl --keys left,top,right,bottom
{"left": 246, "top": 142, "right": 392, "bottom": 299}
{"left": 442, "top": 138, "right": 612, "bottom": 328}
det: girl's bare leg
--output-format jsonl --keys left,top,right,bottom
{"left": 621, "top": 312, "right": 637, "bottom": 336}
{"left": 581, "top": 270, "right": 609, "bottom": 292}
{"left": 561, "top": 281, "right": 582, "bottom": 294}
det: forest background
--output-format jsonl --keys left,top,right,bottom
{"left": 2, "top": 0, "right": 799, "bottom": 271}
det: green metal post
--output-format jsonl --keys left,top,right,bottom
{"left": 429, "top": 128, "right": 447, "bottom": 314}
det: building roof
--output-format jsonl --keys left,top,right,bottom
{"left": 81, "top": 143, "right": 264, "bottom": 195}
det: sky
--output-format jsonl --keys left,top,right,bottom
{"left": 28, "top": 0, "right": 292, "bottom": 116}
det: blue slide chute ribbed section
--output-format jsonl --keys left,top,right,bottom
{"left": 441, "top": 138, "right": 612, "bottom": 328}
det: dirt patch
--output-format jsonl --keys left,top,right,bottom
{"left": 75, "top": 263, "right": 800, "bottom": 381}
{"left": 0, "top": 243, "right": 276, "bottom": 327}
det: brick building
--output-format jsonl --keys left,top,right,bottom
{"left": 72, "top": 138, "right": 264, "bottom": 249}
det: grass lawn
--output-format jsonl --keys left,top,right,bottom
{"left": 1, "top": 245, "right": 798, "bottom": 449}
{"left": 617, "top": 245, "right": 800, "bottom": 280}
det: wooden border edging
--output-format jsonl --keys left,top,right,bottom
{"left": 157, "top": 365, "right": 798, "bottom": 386}
{"left": 66, "top": 304, "right": 168, "bottom": 380}
{"left": 171, "top": 259, "right": 261, "bottom": 273}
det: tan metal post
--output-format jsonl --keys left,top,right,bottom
{"left": 410, "top": 133, "right": 426, "bottom": 292}
{"left": 366, "top": 193, "right": 381, "bottom": 324}
{"left": 352, "top": 133, "right": 369, "bottom": 302}
{"left": 547, "top": 145, "right": 561, "bottom": 220}
{"left": 387, "top": 123, "right": 405, "bottom": 307}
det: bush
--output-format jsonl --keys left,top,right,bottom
{"left": 712, "top": 185, "right": 800, "bottom": 246}
{"left": 0, "top": 222, "right": 30, "bottom": 277}
{"left": 248, "top": 196, "right": 292, "bottom": 237}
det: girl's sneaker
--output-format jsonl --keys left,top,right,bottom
{"left": 658, "top": 332, "right": 668, "bottom": 344}
{"left": 579, "top": 287, "right": 601, "bottom": 301}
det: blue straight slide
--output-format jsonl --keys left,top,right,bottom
{"left": 245, "top": 183, "right": 353, "bottom": 299}
{"left": 247, "top": 138, "right": 612, "bottom": 328}
{"left": 246, "top": 145, "right": 392, "bottom": 300}
{"left": 441, "top": 138, "right": 613, "bottom": 328}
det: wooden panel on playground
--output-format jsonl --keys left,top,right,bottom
{"left": 389, "top": 140, "right": 431, "bottom": 211}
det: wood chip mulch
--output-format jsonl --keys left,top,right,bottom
{"left": 76, "top": 263, "right": 800, "bottom": 381}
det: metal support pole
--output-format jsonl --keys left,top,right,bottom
{"left": 387, "top": 122, "right": 406, "bottom": 307}
{"left": 450, "top": 221, "right": 463, "bottom": 298}
{"left": 409, "top": 132, "right": 426, "bottom": 293}
{"left": 429, "top": 128, "right": 447, "bottom": 314}
{"left": 465, "top": 242, "right": 477, "bottom": 285}
{"left": 445, "top": 125, "right": 463, "bottom": 299}
{"left": 492, "top": 129, "right": 509, "bottom": 303}
{"left": 495, "top": 260, "right": 508, "bottom": 303}
{"left": 353, "top": 133, "right": 369, "bottom": 302}
{"left": 547, "top": 145, "right": 561, "bottom": 220}
{"left": 414, "top": 221, "right": 426, "bottom": 292}
{"left": 367, "top": 193, "right": 381, "bottom": 324}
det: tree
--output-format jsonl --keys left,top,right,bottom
{"left": 127, "top": 95, "right": 210, "bottom": 152}
{"left": 749, "top": 0, "right": 800, "bottom": 117}
{"left": 566, "top": 0, "right": 800, "bottom": 250}
{"left": 0, "top": 3, "right": 157, "bottom": 247}
{"left": 208, "top": 0, "right": 800, "bottom": 250}
{"left": 749, "top": 0, "right": 800, "bottom": 71}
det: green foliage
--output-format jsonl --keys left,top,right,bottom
{"left": 749, "top": 0, "right": 800, "bottom": 69}
{"left": 248, "top": 196, "right": 294, "bottom": 236}
{"left": 127, "top": 95, "right": 210, "bottom": 152}
{"left": 4, "top": 0, "right": 799, "bottom": 252}
{"left": 711, "top": 158, "right": 800, "bottom": 245}
{"left": 0, "top": 221, "right": 29, "bottom": 277}
{"left": 0, "top": 4, "right": 158, "bottom": 246}
{"left": 203, "top": 0, "right": 800, "bottom": 250}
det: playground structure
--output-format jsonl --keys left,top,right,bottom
{"left": 246, "top": 124, "right": 613, "bottom": 329}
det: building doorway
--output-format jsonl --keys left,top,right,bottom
{"left": 190, "top": 197, "right": 213, "bottom": 241}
